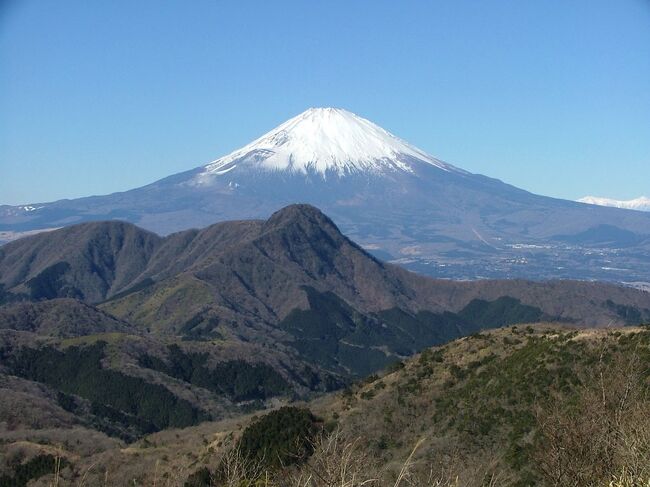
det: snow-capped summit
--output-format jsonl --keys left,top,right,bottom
{"left": 578, "top": 196, "right": 650, "bottom": 212}
{"left": 199, "top": 107, "right": 459, "bottom": 180}
{"left": 5, "top": 107, "right": 650, "bottom": 283}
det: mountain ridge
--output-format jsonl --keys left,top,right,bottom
{"left": 1, "top": 204, "right": 650, "bottom": 485}
{"left": 9, "top": 324, "right": 648, "bottom": 487}
{"left": 2, "top": 109, "right": 650, "bottom": 282}
{"left": 578, "top": 195, "right": 650, "bottom": 212}
{"left": 2, "top": 204, "right": 650, "bottom": 331}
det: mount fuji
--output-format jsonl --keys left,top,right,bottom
{"left": 2, "top": 107, "right": 650, "bottom": 282}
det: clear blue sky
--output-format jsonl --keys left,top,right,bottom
{"left": 1, "top": 0, "right": 649, "bottom": 205}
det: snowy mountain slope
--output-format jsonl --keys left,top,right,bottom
{"left": 197, "top": 108, "right": 460, "bottom": 180}
{"left": 2, "top": 108, "right": 650, "bottom": 282}
{"left": 578, "top": 196, "right": 650, "bottom": 212}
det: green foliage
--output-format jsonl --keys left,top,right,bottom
{"left": 7, "top": 342, "right": 208, "bottom": 438}
{"left": 605, "top": 299, "right": 650, "bottom": 325}
{"left": 458, "top": 297, "right": 544, "bottom": 328}
{"left": 375, "top": 308, "right": 465, "bottom": 355}
{"left": 428, "top": 332, "right": 612, "bottom": 480}
{"left": 139, "top": 344, "right": 290, "bottom": 401}
{"left": 238, "top": 407, "right": 322, "bottom": 469}
{"left": 56, "top": 390, "right": 77, "bottom": 412}
{"left": 337, "top": 343, "right": 392, "bottom": 376}
{"left": 279, "top": 287, "right": 396, "bottom": 376}
{"left": 280, "top": 288, "right": 547, "bottom": 379}
{"left": 103, "top": 278, "right": 154, "bottom": 303}
{"left": 297, "top": 365, "right": 343, "bottom": 392}
{"left": 180, "top": 330, "right": 650, "bottom": 487}
{"left": 179, "top": 311, "right": 223, "bottom": 341}
{"left": 25, "top": 261, "right": 82, "bottom": 300}
{"left": 0, "top": 454, "right": 67, "bottom": 487}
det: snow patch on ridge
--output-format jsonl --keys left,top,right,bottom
{"left": 198, "top": 108, "right": 461, "bottom": 181}
{"left": 578, "top": 196, "right": 650, "bottom": 212}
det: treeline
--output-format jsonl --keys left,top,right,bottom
{"left": 280, "top": 286, "right": 546, "bottom": 377}
{"left": 25, "top": 261, "right": 83, "bottom": 300}
{"left": 139, "top": 344, "right": 290, "bottom": 402}
{"left": 457, "top": 296, "right": 545, "bottom": 328}
{"left": 605, "top": 299, "right": 650, "bottom": 325}
{"left": 6, "top": 342, "right": 208, "bottom": 437}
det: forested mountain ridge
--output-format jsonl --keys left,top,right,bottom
{"left": 2, "top": 205, "right": 649, "bottom": 329}
{"left": 1, "top": 205, "right": 650, "bottom": 486}
{"left": 9, "top": 324, "right": 646, "bottom": 487}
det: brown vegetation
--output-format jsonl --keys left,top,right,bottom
{"left": 3, "top": 325, "right": 649, "bottom": 486}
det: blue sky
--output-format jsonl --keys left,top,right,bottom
{"left": 1, "top": 0, "right": 649, "bottom": 205}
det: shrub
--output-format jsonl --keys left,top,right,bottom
{"left": 0, "top": 454, "right": 67, "bottom": 487}
{"left": 238, "top": 407, "right": 322, "bottom": 469}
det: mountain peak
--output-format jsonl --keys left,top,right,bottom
{"left": 198, "top": 108, "right": 459, "bottom": 180}
{"left": 264, "top": 203, "right": 338, "bottom": 231}
{"left": 578, "top": 196, "right": 650, "bottom": 212}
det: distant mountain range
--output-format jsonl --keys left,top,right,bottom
{"left": 2, "top": 108, "right": 650, "bottom": 282}
{"left": 578, "top": 195, "right": 650, "bottom": 212}
{"left": 1, "top": 204, "right": 650, "bottom": 483}
{"left": 2, "top": 204, "right": 649, "bottom": 339}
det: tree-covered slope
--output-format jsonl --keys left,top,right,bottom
{"left": 2, "top": 205, "right": 650, "bottom": 330}
{"left": 32, "top": 324, "right": 649, "bottom": 487}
